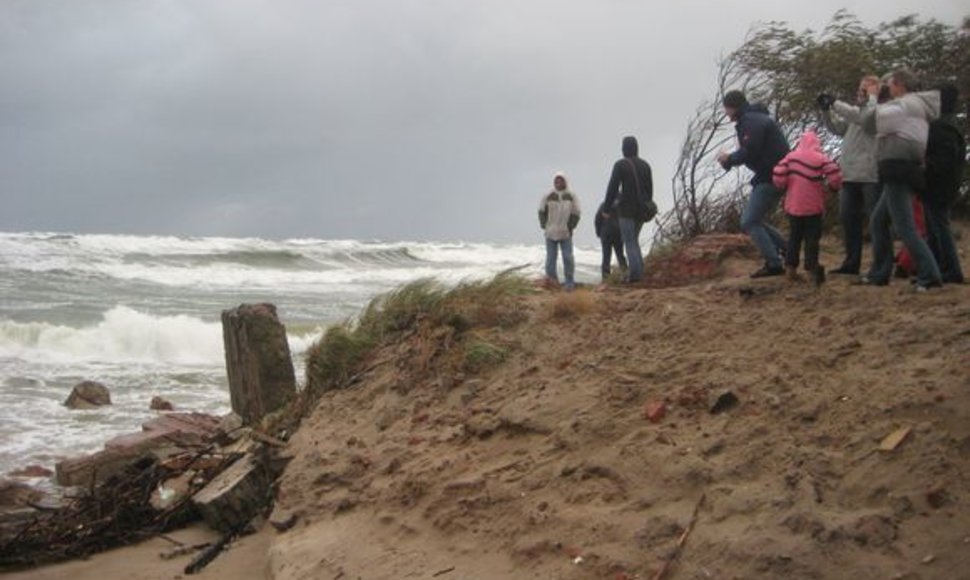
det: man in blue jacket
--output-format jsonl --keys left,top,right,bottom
{"left": 717, "top": 90, "right": 791, "bottom": 278}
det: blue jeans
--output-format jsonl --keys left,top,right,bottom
{"left": 545, "top": 238, "right": 575, "bottom": 288}
{"left": 741, "top": 182, "right": 786, "bottom": 269}
{"left": 619, "top": 217, "right": 643, "bottom": 282}
{"left": 838, "top": 182, "right": 880, "bottom": 272}
{"left": 924, "top": 199, "right": 964, "bottom": 283}
{"left": 867, "top": 181, "right": 942, "bottom": 286}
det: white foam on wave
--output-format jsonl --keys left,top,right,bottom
{"left": 1, "top": 232, "right": 600, "bottom": 290}
{"left": 0, "top": 306, "right": 323, "bottom": 367}
{"left": 0, "top": 306, "right": 225, "bottom": 365}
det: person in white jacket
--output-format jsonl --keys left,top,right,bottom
{"left": 859, "top": 69, "right": 943, "bottom": 291}
{"left": 820, "top": 75, "right": 881, "bottom": 275}
{"left": 538, "top": 172, "right": 581, "bottom": 290}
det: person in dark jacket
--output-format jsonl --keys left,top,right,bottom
{"left": 603, "top": 136, "right": 652, "bottom": 283}
{"left": 595, "top": 201, "right": 627, "bottom": 281}
{"left": 717, "top": 90, "right": 791, "bottom": 278}
{"left": 923, "top": 83, "right": 966, "bottom": 284}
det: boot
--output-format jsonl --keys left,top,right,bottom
{"left": 812, "top": 264, "right": 826, "bottom": 286}
{"left": 786, "top": 265, "right": 800, "bottom": 282}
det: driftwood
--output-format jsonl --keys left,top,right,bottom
{"left": 192, "top": 452, "right": 269, "bottom": 533}
{"left": 652, "top": 493, "right": 706, "bottom": 580}
{"left": 0, "top": 445, "right": 240, "bottom": 570}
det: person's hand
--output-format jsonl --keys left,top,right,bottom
{"left": 601, "top": 211, "right": 610, "bottom": 219}
{"left": 717, "top": 151, "right": 730, "bottom": 168}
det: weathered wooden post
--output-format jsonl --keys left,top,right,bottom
{"left": 221, "top": 303, "right": 296, "bottom": 425}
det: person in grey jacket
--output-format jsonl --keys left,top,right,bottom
{"left": 820, "top": 75, "right": 881, "bottom": 275}
{"left": 539, "top": 172, "right": 581, "bottom": 290}
{"left": 859, "top": 70, "right": 943, "bottom": 291}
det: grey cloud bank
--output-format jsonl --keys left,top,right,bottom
{"left": 1, "top": 0, "right": 966, "bottom": 246}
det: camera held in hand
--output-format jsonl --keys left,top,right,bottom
{"left": 816, "top": 93, "right": 836, "bottom": 110}
{"left": 878, "top": 85, "right": 891, "bottom": 103}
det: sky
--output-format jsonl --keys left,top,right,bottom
{"left": 1, "top": 1, "right": 967, "bottom": 245}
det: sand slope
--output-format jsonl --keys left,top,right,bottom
{"left": 268, "top": 237, "right": 970, "bottom": 579}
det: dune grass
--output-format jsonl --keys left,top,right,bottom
{"left": 549, "top": 289, "right": 596, "bottom": 320}
{"left": 306, "top": 272, "right": 533, "bottom": 393}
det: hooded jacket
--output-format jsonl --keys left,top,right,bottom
{"left": 821, "top": 95, "right": 878, "bottom": 183}
{"left": 724, "top": 104, "right": 791, "bottom": 185}
{"left": 925, "top": 115, "right": 967, "bottom": 206}
{"left": 604, "top": 137, "right": 653, "bottom": 220}
{"left": 594, "top": 201, "right": 621, "bottom": 240}
{"left": 539, "top": 173, "right": 581, "bottom": 241}
{"left": 862, "top": 91, "right": 941, "bottom": 162}
{"left": 773, "top": 131, "right": 843, "bottom": 217}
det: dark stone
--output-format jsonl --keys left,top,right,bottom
{"left": 150, "top": 396, "right": 175, "bottom": 411}
{"left": 222, "top": 304, "right": 296, "bottom": 425}
{"left": 64, "top": 380, "right": 111, "bottom": 409}
{"left": 710, "top": 391, "right": 740, "bottom": 414}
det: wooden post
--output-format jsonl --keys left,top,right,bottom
{"left": 191, "top": 453, "right": 269, "bottom": 533}
{"left": 221, "top": 304, "right": 296, "bottom": 425}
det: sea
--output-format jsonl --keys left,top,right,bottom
{"left": 0, "top": 232, "right": 600, "bottom": 477}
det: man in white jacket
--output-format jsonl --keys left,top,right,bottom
{"left": 820, "top": 75, "right": 881, "bottom": 275}
{"left": 539, "top": 173, "right": 581, "bottom": 290}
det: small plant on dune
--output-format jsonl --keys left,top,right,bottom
{"left": 305, "top": 324, "right": 375, "bottom": 393}
{"left": 550, "top": 290, "right": 596, "bottom": 320}
{"left": 357, "top": 278, "right": 446, "bottom": 340}
{"left": 462, "top": 339, "right": 509, "bottom": 374}
{"left": 305, "top": 272, "right": 533, "bottom": 395}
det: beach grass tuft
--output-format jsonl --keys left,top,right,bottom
{"left": 305, "top": 272, "right": 533, "bottom": 395}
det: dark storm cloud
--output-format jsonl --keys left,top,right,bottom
{"left": 1, "top": 0, "right": 966, "bottom": 244}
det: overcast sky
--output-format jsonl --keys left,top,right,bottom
{"left": 1, "top": 1, "right": 966, "bottom": 245}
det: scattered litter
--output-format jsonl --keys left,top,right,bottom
{"left": 879, "top": 427, "right": 912, "bottom": 452}
{"left": 572, "top": 556, "right": 584, "bottom": 565}
{"left": 921, "top": 554, "right": 936, "bottom": 565}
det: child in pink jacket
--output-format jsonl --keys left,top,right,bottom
{"left": 773, "top": 130, "right": 843, "bottom": 283}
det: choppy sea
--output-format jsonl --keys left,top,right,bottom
{"left": 0, "top": 232, "right": 600, "bottom": 476}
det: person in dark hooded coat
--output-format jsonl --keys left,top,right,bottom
{"left": 602, "top": 136, "right": 652, "bottom": 283}
{"left": 718, "top": 90, "right": 791, "bottom": 278}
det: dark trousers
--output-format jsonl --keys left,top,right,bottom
{"left": 838, "top": 182, "right": 880, "bottom": 272}
{"left": 600, "top": 235, "right": 627, "bottom": 279}
{"left": 787, "top": 214, "right": 823, "bottom": 271}
{"left": 924, "top": 199, "right": 965, "bottom": 283}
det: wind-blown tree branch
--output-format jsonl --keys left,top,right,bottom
{"left": 657, "top": 10, "right": 970, "bottom": 246}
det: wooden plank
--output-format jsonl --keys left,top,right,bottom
{"left": 879, "top": 426, "right": 912, "bottom": 452}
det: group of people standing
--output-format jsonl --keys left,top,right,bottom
{"left": 538, "top": 136, "right": 654, "bottom": 288}
{"left": 539, "top": 68, "right": 966, "bottom": 292}
{"left": 721, "top": 70, "right": 965, "bottom": 291}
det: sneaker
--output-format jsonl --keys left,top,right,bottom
{"left": 913, "top": 280, "right": 943, "bottom": 293}
{"left": 750, "top": 265, "right": 785, "bottom": 279}
{"left": 853, "top": 276, "right": 888, "bottom": 287}
{"left": 829, "top": 265, "right": 859, "bottom": 275}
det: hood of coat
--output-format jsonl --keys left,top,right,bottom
{"left": 553, "top": 172, "right": 568, "bottom": 192}
{"left": 904, "top": 90, "right": 942, "bottom": 120}
{"left": 796, "top": 130, "right": 822, "bottom": 153}
{"left": 622, "top": 136, "right": 639, "bottom": 158}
